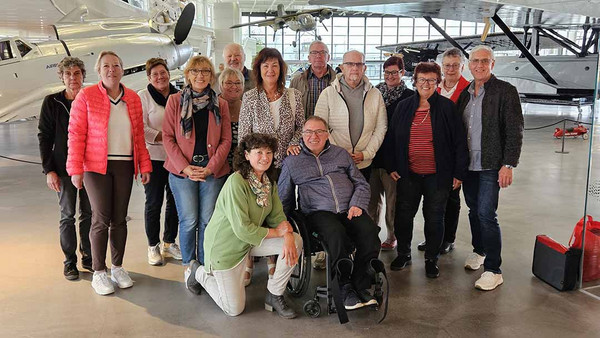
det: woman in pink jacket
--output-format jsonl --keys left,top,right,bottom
{"left": 67, "top": 51, "right": 152, "bottom": 296}
{"left": 162, "top": 55, "right": 231, "bottom": 279}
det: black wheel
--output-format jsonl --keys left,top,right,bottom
{"left": 286, "top": 212, "right": 312, "bottom": 297}
{"left": 303, "top": 300, "right": 321, "bottom": 318}
{"left": 292, "top": 41, "right": 297, "bottom": 47}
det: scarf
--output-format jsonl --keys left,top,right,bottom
{"left": 180, "top": 84, "right": 220, "bottom": 139}
{"left": 148, "top": 83, "right": 178, "bottom": 107}
{"left": 248, "top": 170, "right": 271, "bottom": 208}
{"left": 376, "top": 81, "right": 407, "bottom": 107}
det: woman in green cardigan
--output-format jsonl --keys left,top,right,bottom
{"left": 185, "top": 133, "right": 302, "bottom": 318}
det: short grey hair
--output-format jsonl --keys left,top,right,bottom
{"left": 309, "top": 40, "right": 329, "bottom": 54}
{"left": 223, "top": 43, "right": 245, "bottom": 60}
{"left": 470, "top": 45, "right": 495, "bottom": 60}
{"left": 95, "top": 50, "right": 124, "bottom": 73}
{"left": 343, "top": 50, "right": 365, "bottom": 63}
{"left": 219, "top": 67, "right": 245, "bottom": 89}
{"left": 441, "top": 47, "right": 464, "bottom": 64}
{"left": 57, "top": 56, "right": 86, "bottom": 81}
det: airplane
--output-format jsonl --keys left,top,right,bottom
{"left": 309, "top": 0, "right": 600, "bottom": 107}
{"left": 230, "top": 4, "right": 334, "bottom": 47}
{"left": 0, "top": 2, "right": 208, "bottom": 123}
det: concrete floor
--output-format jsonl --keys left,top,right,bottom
{"left": 1, "top": 105, "right": 600, "bottom": 337}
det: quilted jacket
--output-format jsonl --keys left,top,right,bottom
{"left": 66, "top": 82, "right": 152, "bottom": 176}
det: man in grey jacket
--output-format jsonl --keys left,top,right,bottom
{"left": 279, "top": 116, "right": 381, "bottom": 311}
{"left": 457, "top": 45, "right": 524, "bottom": 291}
{"left": 290, "top": 41, "right": 337, "bottom": 118}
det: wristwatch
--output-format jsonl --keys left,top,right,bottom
{"left": 504, "top": 164, "right": 515, "bottom": 169}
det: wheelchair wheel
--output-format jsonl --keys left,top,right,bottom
{"left": 286, "top": 212, "right": 312, "bottom": 297}
{"left": 303, "top": 300, "right": 321, "bottom": 318}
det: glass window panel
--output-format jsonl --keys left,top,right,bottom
{"left": 398, "top": 35, "right": 413, "bottom": 43}
{"left": 366, "top": 17, "right": 381, "bottom": 26}
{"left": 399, "top": 26, "right": 413, "bottom": 36}
{"left": 349, "top": 44, "right": 365, "bottom": 53}
{"left": 446, "top": 26, "right": 461, "bottom": 35}
{"left": 366, "top": 26, "right": 381, "bottom": 36}
{"left": 382, "top": 26, "right": 397, "bottom": 35}
{"left": 414, "top": 26, "right": 429, "bottom": 35}
{"left": 349, "top": 17, "right": 364, "bottom": 26}
{"left": 332, "top": 17, "right": 348, "bottom": 27}
{"left": 349, "top": 27, "right": 365, "bottom": 35}
{"left": 399, "top": 18, "right": 414, "bottom": 27}
{"left": 250, "top": 25, "right": 266, "bottom": 35}
{"left": 366, "top": 45, "right": 381, "bottom": 54}
{"left": 382, "top": 35, "right": 397, "bottom": 44}
{"left": 414, "top": 18, "right": 429, "bottom": 26}
{"left": 383, "top": 17, "right": 397, "bottom": 27}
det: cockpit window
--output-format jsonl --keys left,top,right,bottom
{"left": 15, "top": 39, "right": 32, "bottom": 57}
{"left": 0, "top": 40, "right": 14, "bottom": 60}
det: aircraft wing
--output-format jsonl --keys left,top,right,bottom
{"left": 230, "top": 8, "right": 335, "bottom": 29}
{"left": 377, "top": 32, "right": 557, "bottom": 53}
{"left": 308, "top": 0, "right": 597, "bottom": 27}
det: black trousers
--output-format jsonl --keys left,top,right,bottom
{"left": 57, "top": 176, "right": 92, "bottom": 265}
{"left": 395, "top": 172, "right": 449, "bottom": 261}
{"left": 443, "top": 186, "right": 461, "bottom": 243}
{"left": 306, "top": 211, "right": 380, "bottom": 290}
{"left": 143, "top": 160, "right": 178, "bottom": 246}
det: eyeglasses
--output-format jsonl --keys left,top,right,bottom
{"left": 384, "top": 70, "right": 400, "bottom": 76}
{"left": 150, "top": 70, "right": 169, "bottom": 79}
{"left": 223, "top": 81, "right": 242, "bottom": 87}
{"left": 302, "top": 129, "right": 328, "bottom": 136}
{"left": 189, "top": 68, "right": 211, "bottom": 76}
{"left": 309, "top": 50, "right": 328, "bottom": 56}
{"left": 416, "top": 78, "right": 438, "bottom": 85}
{"left": 469, "top": 58, "right": 493, "bottom": 65}
{"left": 443, "top": 63, "right": 461, "bottom": 70}
{"left": 343, "top": 62, "right": 365, "bottom": 68}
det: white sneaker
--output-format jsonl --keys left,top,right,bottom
{"left": 162, "top": 243, "right": 182, "bottom": 260}
{"left": 92, "top": 271, "right": 115, "bottom": 295}
{"left": 148, "top": 243, "right": 164, "bottom": 266}
{"left": 475, "top": 271, "right": 503, "bottom": 291}
{"left": 111, "top": 266, "right": 134, "bottom": 289}
{"left": 313, "top": 251, "right": 326, "bottom": 270}
{"left": 464, "top": 252, "right": 486, "bottom": 270}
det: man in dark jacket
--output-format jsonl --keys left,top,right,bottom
{"left": 38, "top": 56, "right": 92, "bottom": 280}
{"left": 457, "top": 45, "right": 524, "bottom": 291}
{"left": 289, "top": 40, "right": 337, "bottom": 118}
{"left": 279, "top": 116, "right": 381, "bottom": 311}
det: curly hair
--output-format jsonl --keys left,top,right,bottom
{"left": 251, "top": 48, "right": 287, "bottom": 93}
{"left": 57, "top": 56, "right": 86, "bottom": 82}
{"left": 233, "top": 133, "right": 278, "bottom": 182}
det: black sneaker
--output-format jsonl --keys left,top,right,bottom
{"left": 417, "top": 240, "right": 426, "bottom": 251}
{"left": 64, "top": 263, "right": 79, "bottom": 280}
{"left": 440, "top": 242, "right": 455, "bottom": 255}
{"left": 357, "top": 289, "right": 378, "bottom": 307}
{"left": 81, "top": 258, "right": 93, "bottom": 272}
{"left": 185, "top": 260, "right": 203, "bottom": 295}
{"left": 425, "top": 259, "right": 439, "bottom": 278}
{"left": 391, "top": 255, "right": 411, "bottom": 271}
{"left": 341, "top": 284, "right": 364, "bottom": 311}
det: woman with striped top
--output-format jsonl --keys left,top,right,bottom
{"left": 386, "top": 62, "right": 468, "bottom": 279}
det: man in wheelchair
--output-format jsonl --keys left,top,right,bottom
{"left": 279, "top": 116, "right": 381, "bottom": 311}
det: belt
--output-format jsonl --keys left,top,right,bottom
{"left": 192, "top": 154, "right": 208, "bottom": 163}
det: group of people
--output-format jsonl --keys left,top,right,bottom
{"left": 37, "top": 39, "right": 523, "bottom": 319}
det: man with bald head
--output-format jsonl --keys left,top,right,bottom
{"left": 219, "top": 43, "right": 255, "bottom": 92}
{"left": 314, "top": 50, "right": 387, "bottom": 183}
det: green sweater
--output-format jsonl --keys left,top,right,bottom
{"left": 203, "top": 172, "right": 287, "bottom": 271}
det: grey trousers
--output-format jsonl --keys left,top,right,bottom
{"left": 57, "top": 175, "right": 92, "bottom": 265}
{"left": 368, "top": 168, "right": 397, "bottom": 239}
{"left": 196, "top": 233, "right": 303, "bottom": 317}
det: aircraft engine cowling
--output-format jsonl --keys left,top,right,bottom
{"left": 320, "top": 9, "right": 333, "bottom": 20}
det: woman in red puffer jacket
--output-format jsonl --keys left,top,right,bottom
{"left": 67, "top": 50, "right": 151, "bottom": 296}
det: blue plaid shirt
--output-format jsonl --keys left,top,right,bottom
{"left": 306, "top": 66, "right": 332, "bottom": 117}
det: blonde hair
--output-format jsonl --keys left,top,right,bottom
{"left": 219, "top": 67, "right": 244, "bottom": 89}
{"left": 184, "top": 55, "right": 216, "bottom": 87}
{"left": 94, "top": 51, "right": 123, "bottom": 73}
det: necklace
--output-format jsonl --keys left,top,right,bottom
{"left": 443, "top": 81, "right": 457, "bottom": 91}
{"left": 412, "top": 110, "right": 430, "bottom": 126}
{"left": 266, "top": 89, "right": 282, "bottom": 102}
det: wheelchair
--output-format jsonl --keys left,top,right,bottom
{"left": 285, "top": 210, "right": 389, "bottom": 324}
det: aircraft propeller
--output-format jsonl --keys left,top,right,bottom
{"left": 173, "top": 3, "right": 195, "bottom": 45}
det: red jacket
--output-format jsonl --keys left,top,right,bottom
{"left": 162, "top": 92, "right": 231, "bottom": 179}
{"left": 437, "top": 76, "right": 470, "bottom": 103}
{"left": 66, "top": 82, "right": 152, "bottom": 176}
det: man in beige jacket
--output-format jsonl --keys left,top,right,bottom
{"left": 314, "top": 50, "right": 387, "bottom": 182}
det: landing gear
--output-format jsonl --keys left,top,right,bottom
{"left": 292, "top": 40, "right": 297, "bottom": 47}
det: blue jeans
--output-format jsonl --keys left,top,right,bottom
{"left": 462, "top": 170, "right": 502, "bottom": 273}
{"left": 169, "top": 173, "right": 225, "bottom": 265}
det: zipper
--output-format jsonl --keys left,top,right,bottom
{"left": 311, "top": 149, "right": 339, "bottom": 213}
{"left": 53, "top": 97, "right": 70, "bottom": 116}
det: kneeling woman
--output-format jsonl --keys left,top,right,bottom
{"left": 186, "top": 133, "right": 302, "bottom": 318}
